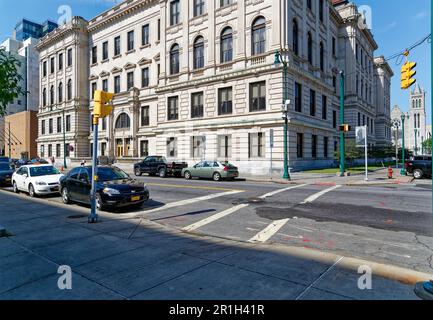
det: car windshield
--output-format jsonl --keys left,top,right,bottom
{"left": 97, "top": 167, "right": 130, "bottom": 181}
{"left": 29, "top": 166, "right": 60, "bottom": 177}
{"left": 0, "top": 163, "right": 13, "bottom": 170}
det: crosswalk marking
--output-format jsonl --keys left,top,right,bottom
{"left": 300, "top": 185, "right": 342, "bottom": 204}
{"left": 136, "top": 190, "right": 244, "bottom": 217}
{"left": 182, "top": 204, "right": 249, "bottom": 232}
{"left": 259, "top": 184, "right": 308, "bottom": 199}
{"left": 248, "top": 219, "right": 290, "bottom": 243}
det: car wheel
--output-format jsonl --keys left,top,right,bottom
{"left": 61, "top": 187, "right": 71, "bottom": 204}
{"left": 134, "top": 168, "right": 142, "bottom": 177}
{"left": 184, "top": 171, "right": 192, "bottom": 180}
{"left": 213, "top": 172, "right": 222, "bottom": 182}
{"left": 96, "top": 194, "right": 106, "bottom": 211}
{"left": 159, "top": 168, "right": 167, "bottom": 178}
{"left": 413, "top": 169, "right": 424, "bottom": 179}
{"left": 29, "top": 184, "right": 36, "bottom": 197}
{"left": 13, "top": 181, "right": 19, "bottom": 193}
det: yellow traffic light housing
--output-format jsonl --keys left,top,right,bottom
{"left": 401, "top": 61, "right": 417, "bottom": 90}
{"left": 93, "top": 90, "right": 114, "bottom": 124}
{"left": 339, "top": 124, "right": 351, "bottom": 132}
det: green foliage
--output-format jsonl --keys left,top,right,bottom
{"left": 0, "top": 47, "right": 26, "bottom": 116}
{"left": 422, "top": 138, "right": 432, "bottom": 154}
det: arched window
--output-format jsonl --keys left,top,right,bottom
{"left": 42, "top": 88, "right": 47, "bottom": 107}
{"left": 292, "top": 19, "right": 299, "bottom": 56}
{"left": 319, "top": 42, "right": 324, "bottom": 71}
{"left": 67, "top": 79, "right": 72, "bottom": 100}
{"left": 58, "top": 82, "right": 63, "bottom": 103}
{"left": 115, "top": 113, "right": 131, "bottom": 129}
{"left": 50, "top": 86, "right": 54, "bottom": 105}
{"left": 307, "top": 32, "right": 313, "bottom": 64}
{"left": 193, "top": 36, "right": 204, "bottom": 69}
{"left": 252, "top": 16, "right": 266, "bottom": 56}
{"left": 220, "top": 27, "right": 233, "bottom": 63}
{"left": 170, "top": 44, "right": 180, "bottom": 75}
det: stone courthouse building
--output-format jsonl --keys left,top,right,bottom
{"left": 36, "top": 0, "right": 392, "bottom": 174}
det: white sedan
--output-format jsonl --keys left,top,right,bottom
{"left": 12, "top": 164, "right": 64, "bottom": 197}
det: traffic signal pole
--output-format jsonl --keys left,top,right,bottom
{"left": 89, "top": 116, "right": 99, "bottom": 224}
{"left": 339, "top": 71, "right": 345, "bottom": 176}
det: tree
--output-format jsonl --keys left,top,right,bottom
{"left": 422, "top": 138, "right": 432, "bottom": 154}
{"left": 0, "top": 47, "right": 26, "bottom": 116}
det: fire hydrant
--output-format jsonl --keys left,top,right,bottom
{"left": 387, "top": 166, "right": 393, "bottom": 179}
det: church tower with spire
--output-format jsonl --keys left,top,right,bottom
{"left": 407, "top": 84, "right": 427, "bottom": 154}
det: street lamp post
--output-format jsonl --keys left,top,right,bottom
{"left": 274, "top": 50, "right": 291, "bottom": 181}
{"left": 392, "top": 119, "right": 400, "bottom": 168}
{"left": 414, "top": 128, "right": 418, "bottom": 156}
{"left": 400, "top": 114, "right": 406, "bottom": 175}
{"left": 339, "top": 71, "right": 346, "bottom": 176}
{"left": 63, "top": 108, "right": 67, "bottom": 169}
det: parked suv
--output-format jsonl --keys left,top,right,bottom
{"left": 134, "top": 156, "right": 188, "bottom": 178}
{"left": 405, "top": 155, "right": 432, "bottom": 179}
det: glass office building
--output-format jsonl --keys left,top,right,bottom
{"left": 14, "top": 19, "right": 58, "bottom": 41}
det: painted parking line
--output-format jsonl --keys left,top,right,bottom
{"left": 182, "top": 204, "right": 249, "bottom": 232}
{"left": 146, "top": 183, "right": 245, "bottom": 192}
{"left": 136, "top": 189, "right": 244, "bottom": 216}
{"left": 259, "top": 184, "right": 308, "bottom": 199}
{"left": 248, "top": 218, "right": 290, "bottom": 243}
{"left": 300, "top": 185, "right": 342, "bottom": 204}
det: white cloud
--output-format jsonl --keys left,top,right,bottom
{"left": 414, "top": 10, "right": 428, "bottom": 19}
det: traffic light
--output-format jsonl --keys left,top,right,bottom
{"left": 339, "top": 124, "right": 351, "bottom": 132}
{"left": 93, "top": 90, "right": 114, "bottom": 120}
{"left": 401, "top": 61, "right": 417, "bottom": 90}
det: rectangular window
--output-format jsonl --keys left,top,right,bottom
{"left": 218, "top": 135, "right": 232, "bottom": 158}
{"left": 297, "top": 133, "right": 304, "bottom": 158}
{"left": 48, "top": 144, "right": 52, "bottom": 157}
{"left": 56, "top": 144, "right": 61, "bottom": 158}
{"left": 40, "top": 145, "right": 45, "bottom": 158}
{"left": 67, "top": 48, "right": 72, "bottom": 66}
{"left": 91, "top": 46, "right": 97, "bottom": 64}
{"left": 168, "top": 96, "right": 179, "bottom": 121}
{"left": 218, "top": 87, "right": 233, "bottom": 115}
{"left": 157, "top": 19, "right": 161, "bottom": 41}
{"left": 142, "top": 24, "right": 149, "bottom": 46}
{"left": 322, "top": 95, "right": 327, "bottom": 120}
{"left": 192, "top": 136, "right": 206, "bottom": 158}
{"left": 127, "top": 72, "right": 134, "bottom": 90}
{"left": 58, "top": 53, "right": 63, "bottom": 70}
{"left": 312, "top": 135, "right": 317, "bottom": 158}
{"left": 140, "top": 140, "right": 149, "bottom": 157}
{"left": 194, "top": 0, "right": 205, "bottom": 17}
{"left": 249, "top": 81, "right": 266, "bottom": 112}
{"left": 141, "top": 68, "right": 149, "bottom": 88}
{"left": 114, "top": 36, "right": 121, "bottom": 56}
{"left": 102, "top": 41, "right": 108, "bottom": 60}
{"left": 127, "top": 30, "right": 134, "bottom": 51}
{"left": 66, "top": 115, "right": 71, "bottom": 132}
{"left": 324, "top": 137, "right": 329, "bottom": 158}
{"left": 191, "top": 92, "right": 204, "bottom": 118}
{"left": 114, "top": 76, "right": 121, "bottom": 93}
{"left": 49, "top": 118, "right": 53, "bottom": 134}
{"left": 332, "top": 37, "right": 336, "bottom": 56}
{"left": 295, "top": 82, "right": 302, "bottom": 112}
{"left": 50, "top": 57, "right": 55, "bottom": 73}
{"left": 102, "top": 79, "right": 108, "bottom": 92}
{"left": 170, "top": 0, "right": 180, "bottom": 26}
{"left": 358, "top": 113, "right": 361, "bottom": 126}
{"left": 57, "top": 117, "right": 61, "bottom": 133}
{"left": 249, "top": 132, "right": 265, "bottom": 158}
{"left": 43, "top": 61, "right": 47, "bottom": 77}
{"left": 141, "top": 106, "right": 150, "bottom": 126}
{"left": 220, "top": 0, "right": 232, "bottom": 7}
{"left": 101, "top": 142, "right": 107, "bottom": 156}
{"left": 333, "top": 110, "right": 337, "bottom": 128}
{"left": 102, "top": 117, "right": 107, "bottom": 131}
{"left": 41, "top": 120, "right": 46, "bottom": 135}
{"left": 166, "top": 137, "right": 177, "bottom": 157}
{"left": 310, "top": 89, "right": 316, "bottom": 116}
{"left": 91, "top": 82, "right": 97, "bottom": 99}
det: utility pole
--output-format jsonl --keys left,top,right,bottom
{"left": 339, "top": 71, "right": 346, "bottom": 176}
{"left": 414, "top": 128, "right": 418, "bottom": 156}
{"left": 63, "top": 108, "right": 67, "bottom": 169}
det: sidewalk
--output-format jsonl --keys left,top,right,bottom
{"left": 0, "top": 190, "right": 427, "bottom": 300}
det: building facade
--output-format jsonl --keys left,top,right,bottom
{"left": 36, "top": 0, "right": 393, "bottom": 174}
{"left": 392, "top": 84, "right": 430, "bottom": 155}
{"left": 3, "top": 111, "right": 38, "bottom": 159}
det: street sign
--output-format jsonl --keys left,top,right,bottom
{"left": 356, "top": 126, "right": 367, "bottom": 147}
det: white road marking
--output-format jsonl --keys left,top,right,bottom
{"left": 136, "top": 190, "right": 244, "bottom": 216}
{"left": 301, "top": 185, "right": 342, "bottom": 204}
{"left": 182, "top": 204, "right": 249, "bottom": 232}
{"left": 259, "top": 184, "right": 308, "bottom": 199}
{"left": 288, "top": 225, "right": 315, "bottom": 233}
{"left": 248, "top": 219, "right": 291, "bottom": 243}
{"left": 278, "top": 233, "right": 304, "bottom": 239}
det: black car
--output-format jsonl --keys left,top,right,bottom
{"left": 405, "top": 155, "right": 432, "bottom": 179}
{"left": 134, "top": 156, "right": 188, "bottom": 178}
{"left": 0, "top": 162, "right": 15, "bottom": 186}
{"left": 60, "top": 166, "right": 149, "bottom": 210}
{"left": 0, "top": 157, "right": 10, "bottom": 163}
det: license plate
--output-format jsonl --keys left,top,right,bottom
{"left": 131, "top": 196, "right": 141, "bottom": 202}
{"left": 5, "top": 178, "right": 10, "bottom": 182}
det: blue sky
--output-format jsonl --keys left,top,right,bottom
{"left": 0, "top": 0, "right": 431, "bottom": 120}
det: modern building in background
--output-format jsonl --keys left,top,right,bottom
{"left": 35, "top": 0, "right": 393, "bottom": 173}
{"left": 14, "top": 19, "right": 58, "bottom": 41}
{"left": 391, "top": 84, "right": 430, "bottom": 155}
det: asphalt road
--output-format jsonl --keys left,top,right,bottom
{"left": 2, "top": 175, "right": 433, "bottom": 274}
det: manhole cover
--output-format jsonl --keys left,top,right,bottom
{"left": 67, "top": 214, "right": 88, "bottom": 219}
